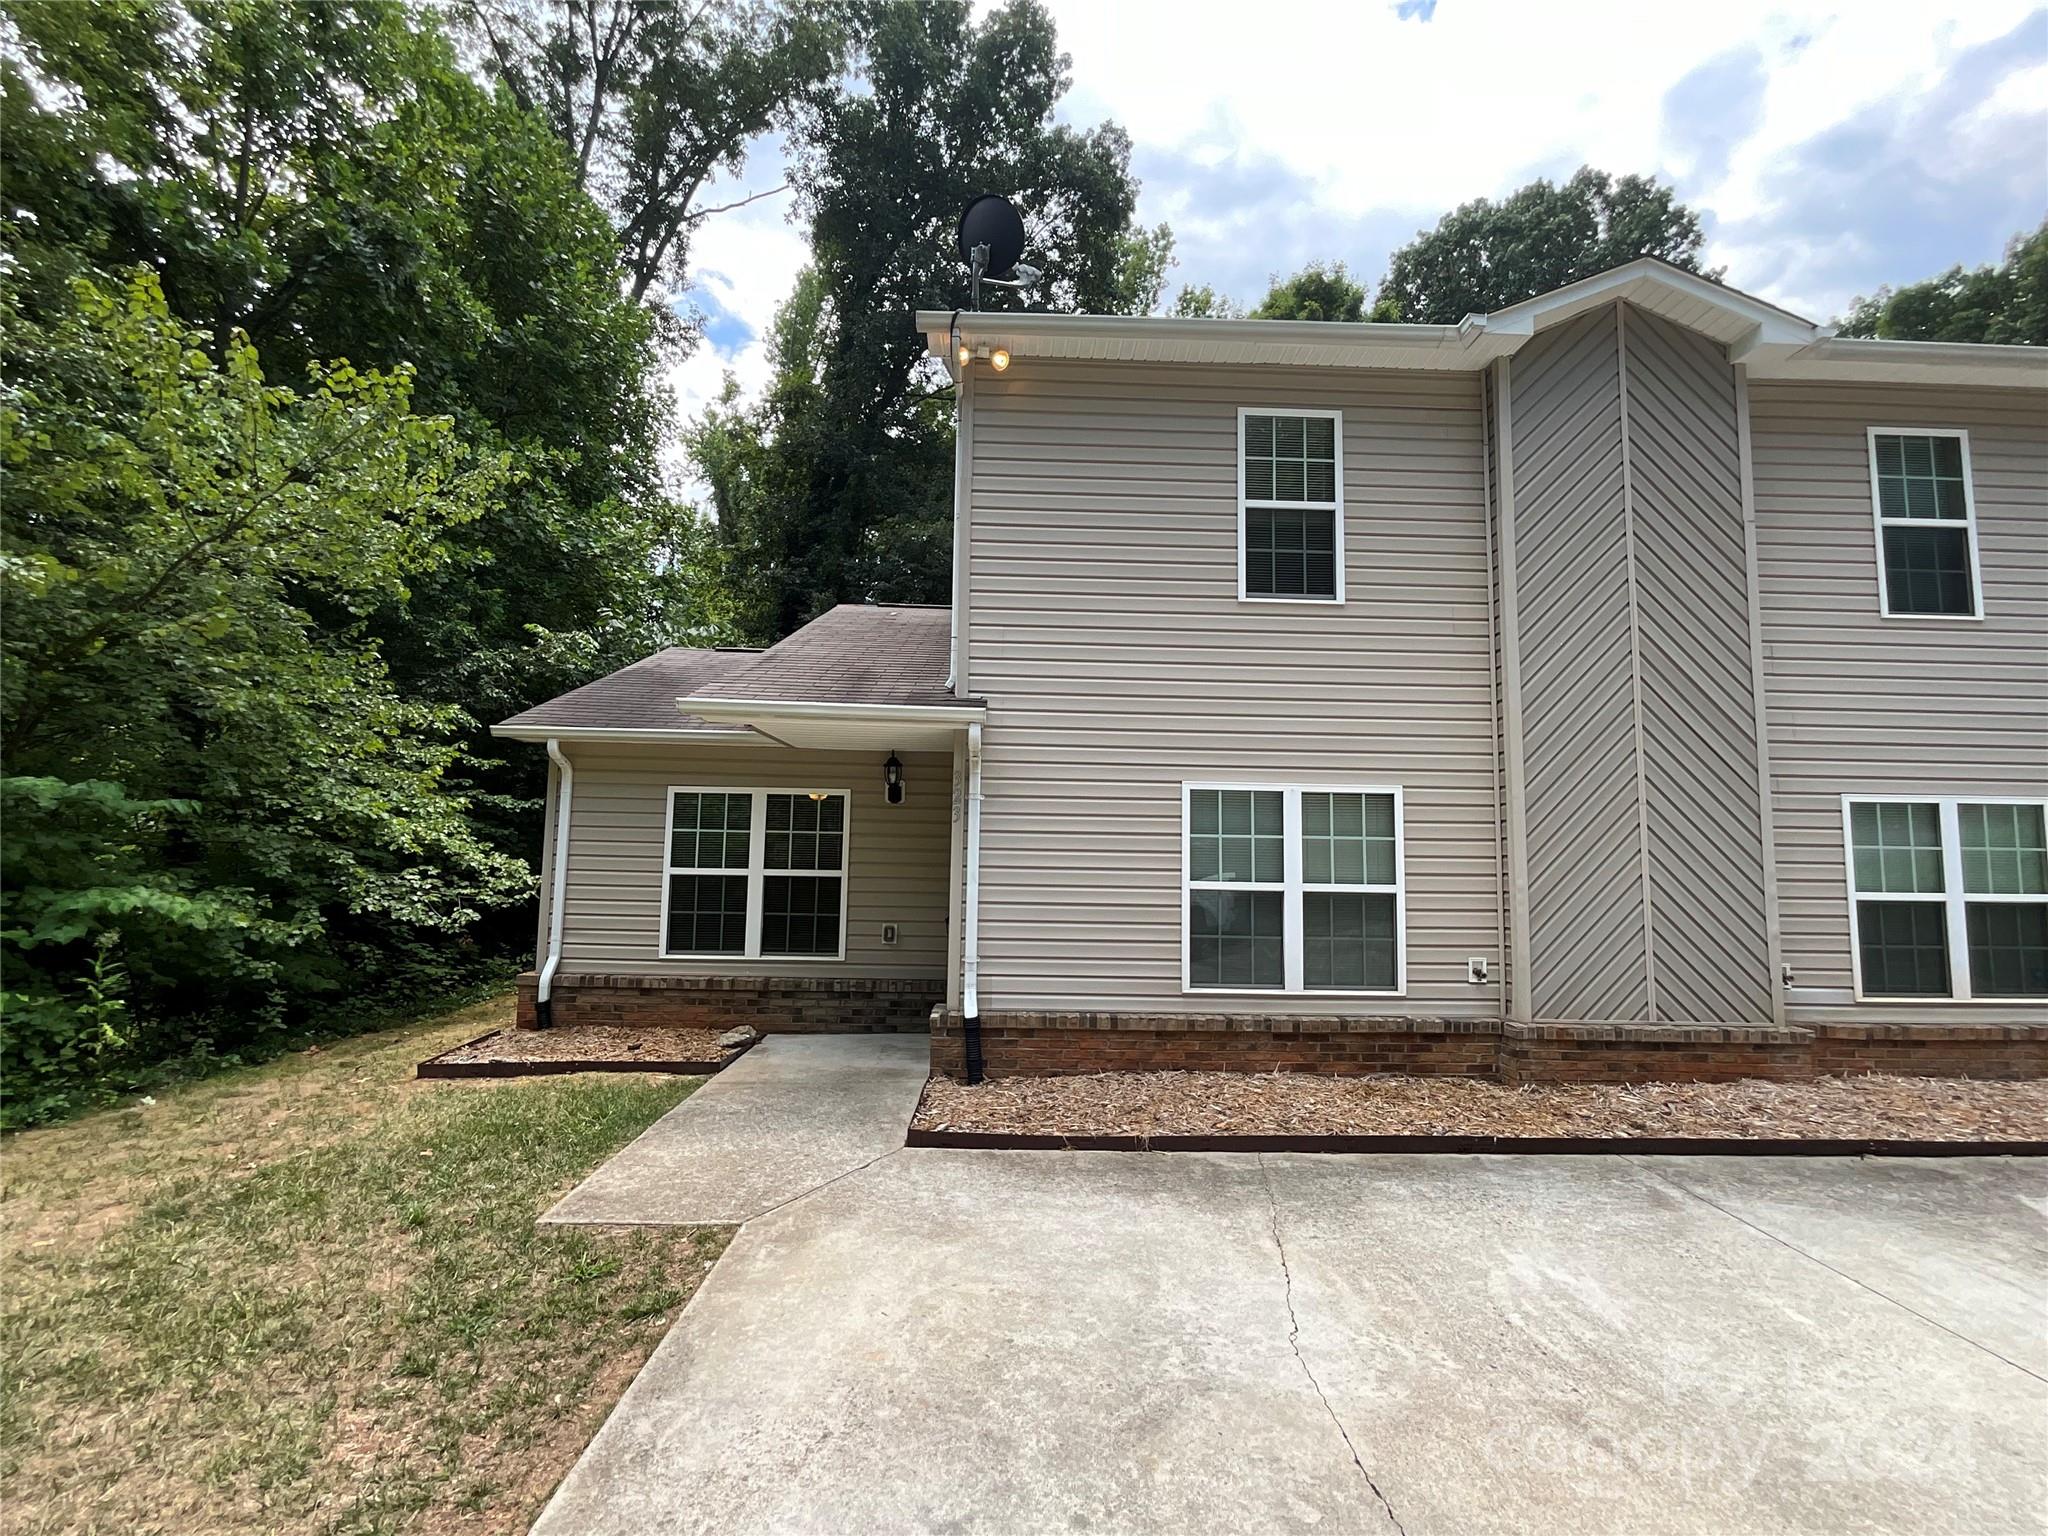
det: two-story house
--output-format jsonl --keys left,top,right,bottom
{"left": 494, "top": 259, "right": 2048, "bottom": 1084}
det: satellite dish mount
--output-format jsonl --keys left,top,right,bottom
{"left": 956, "top": 194, "right": 1040, "bottom": 311}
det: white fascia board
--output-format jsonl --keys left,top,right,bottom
{"left": 680, "top": 696, "right": 988, "bottom": 726}
{"left": 1751, "top": 336, "right": 2048, "bottom": 389}
{"left": 490, "top": 724, "right": 757, "bottom": 743}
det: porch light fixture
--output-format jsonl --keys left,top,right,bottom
{"left": 807, "top": 790, "right": 829, "bottom": 802}
{"left": 990, "top": 347, "right": 1011, "bottom": 372}
{"left": 884, "top": 752, "right": 904, "bottom": 805}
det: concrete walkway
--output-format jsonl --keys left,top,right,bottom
{"left": 533, "top": 1147, "right": 2048, "bottom": 1535}
{"left": 541, "top": 1033, "right": 928, "bottom": 1226}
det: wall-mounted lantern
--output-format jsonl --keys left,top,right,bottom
{"left": 884, "top": 752, "right": 904, "bottom": 805}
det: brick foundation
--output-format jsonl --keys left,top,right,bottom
{"left": 517, "top": 972, "right": 941, "bottom": 1034}
{"left": 929, "top": 1010, "right": 2048, "bottom": 1084}
{"left": 1810, "top": 1023, "right": 2048, "bottom": 1081}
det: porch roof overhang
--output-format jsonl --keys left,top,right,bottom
{"left": 674, "top": 696, "right": 987, "bottom": 752}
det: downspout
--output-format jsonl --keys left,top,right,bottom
{"left": 946, "top": 312, "right": 967, "bottom": 693}
{"left": 962, "top": 722, "right": 985, "bottom": 1083}
{"left": 535, "top": 738, "right": 574, "bottom": 1028}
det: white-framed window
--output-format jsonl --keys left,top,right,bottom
{"left": 1867, "top": 428, "right": 1984, "bottom": 619}
{"left": 1238, "top": 407, "right": 1343, "bottom": 603}
{"left": 661, "top": 787, "right": 850, "bottom": 961}
{"left": 1183, "top": 783, "right": 1404, "bottom": 994}
{"left": 1842, "top": 795, "right": 2047, "bottom": 1000}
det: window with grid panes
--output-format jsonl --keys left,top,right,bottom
{"left": 1186, "top": 784, "right": 1403, "bottom": 992}
{"left": 1870, "top": 432, "right": 1979, "bottom": 617}
{"left": 1241, "top": 411, "right": 1340, "bottom": 599}
{"left": 1846, "top": 797, "right": 2048, "bottom": 999}
{"left": 661, "top": 789, "right": 849, "bottom": 959}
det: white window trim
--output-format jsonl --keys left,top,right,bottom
{"left": 1181, "top": 781, "right": 1405, "bottom": 996}
{"left": 1237, "top": 405, "right": 1345, "bottom": 605}
{"left": 658, "top": 786, "right": 852, "bottom": 962}
{"left": 1866, "top": 427, "right": 1985, "bottom": 621}
{"left": 1841, "top": 793, "right": 2047, "bottom": 1002}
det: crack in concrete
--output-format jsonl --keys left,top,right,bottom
{"left": 1622, "top": 1156, "right": 2048, "bottom": 1386}
{"left": 745, "top": 1144, "right": 907, "bottom": 1226}
{"left": 1258, "top": 1154, "right": 1408, "bottom": 1536}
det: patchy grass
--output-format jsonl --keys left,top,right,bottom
{"left": 0, "top": 992, "right": 728, "bottom": 1535}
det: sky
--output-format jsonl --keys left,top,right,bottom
{"left": 666, "top": 0, "right": 2048, "bottom": 476}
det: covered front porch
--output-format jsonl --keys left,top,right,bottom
{"left": 490, "top": 604, "right": 983, "bottom": 1041}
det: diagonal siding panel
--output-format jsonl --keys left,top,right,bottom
{"left": 1624, "top": 309, "right": 1773, "bottom": 1022}
{"left": 1510, "top": 307, "right": 1652, "bottom": 1020}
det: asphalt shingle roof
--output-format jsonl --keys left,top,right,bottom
{"left": 496, "top": 646, "right": 759, "bottom": 733}
{"left": 495, "top": 604, "right": 963, "bottom": 733}
{"left": 690, "top": 604, "right": 956, "bottom": 707}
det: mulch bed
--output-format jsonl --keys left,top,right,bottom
{"left": 418, "top": 1025, "right": 748, "bottom": 1079}
{"left": 912, "top": 1071, "right": 2048, "bottom": 1151}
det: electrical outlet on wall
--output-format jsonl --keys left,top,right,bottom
{"left": 882, "top": 922, "right": 899, "bottom": 946}
{"left": 1467, "top": 956, "right": 1490, "bottom": 984}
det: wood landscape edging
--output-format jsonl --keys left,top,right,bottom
{"left": 904, "top": 1127, "right": 2048, "bottom": 1157}
{"left": 416, "top": 1029, "right": 752, "bottom": 1080}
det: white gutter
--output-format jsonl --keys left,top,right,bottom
{"left": 963, "top": 723, "right": 983, "bottom": 1018}
{"left": 679, "top": 697, "right": 988, "bottom": 725}
{"left": 491, "top": 724, "right": 754, "bottom": 744}
{"left": 536, "top": 738, "right": 573, "bottom": 1018}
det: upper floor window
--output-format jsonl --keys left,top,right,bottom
{"left": 1239, "top": 408, "right": 1342, "bottom": 602}
{"left": 1868, "top": 429, "right": 1982, "bottom": 619}
{"left": 1844, "top": 795, "right": 2046, "bottom": 1000}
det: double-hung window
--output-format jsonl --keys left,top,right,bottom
{"left": 1185, "top": 784, "right": 1403, "bottom": 993}
{"left": 1239, "top": 408, "right": 1342, "bottom": 602}
{"left": 663, "top": 788, "right": 849, "bottom": 960}
{"left": 1868, "top": 429, "right": 1982, "bottom": 618}
{"left": 1844, "top": 796, "right": 2047, "bottom": 1000}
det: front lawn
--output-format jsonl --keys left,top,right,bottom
{"left": 0, "top": 993, "right": 726, "bottom": 1535}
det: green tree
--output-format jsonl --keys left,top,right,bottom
{"left": 1, "top": 272, "right": 522, "bottom": 1124}
{"left": 3, "top": 0, "right": 709, "bottom": 872}
{"left": 695, "top": 0, "right": 1144, "bottom": 641}
{"left": 1106, "top": 222, "right": 1177, "bottom": 316}
{"left": 1249, "top": 261, "right": 1367, "bottom": 321}
{"left": 1377, "top": 167, "right": 1713, "bottom": 323}
{"left": 455, "top": 0, "right": 849, "bottom": 309}
{"left": 1171, "top": 283, "right": 1242, "bottom": 319}
{"left": 1837, "top": 224, "right": 2047, "bottom": 344}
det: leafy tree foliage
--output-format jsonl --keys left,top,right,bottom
{"left": 1, "top": 273, "right": 524, "bottom": 1124}
{"left": 1837, "top": 224, "right": 2046, "bottom": 344}
{"left": 4, "top": 0, "right": 722, "bottom": 900}
{"left": 1376, "top": 167, "right": 1713, "bottom": 322}
{"left": 455, "top": 0, "right": 849, "bottom": 307}
{"left": 1172, "top": 283, "right": 1243, "bottom": 319}
{"left": 1106, "top": 222, "right": 1178, "bottom": 316}
{"left": 1249, "top": 261, "right": 1368, "bottom": 322}
{"left": 691, "top": 0, "right": 1144, "bottom": 641}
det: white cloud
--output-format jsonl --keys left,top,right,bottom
{"left": 664, "top": 1, "right": 2044, "bottom": 467}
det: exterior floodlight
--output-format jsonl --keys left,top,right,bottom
{"left": 990, "top": 348, "right": 1011, "bottom": 372}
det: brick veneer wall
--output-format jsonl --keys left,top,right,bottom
{"left": 517, "top": 971, "right": 941, "bottom": 1034}
{"left": 1809, "top": 1023, "right": 2048, "bottom": 1081}
{"left": 928, "top": 1010, "right": 2048, "bottom": 1084}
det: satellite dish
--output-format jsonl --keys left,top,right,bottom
{"left": 957, "top": 194, "right": 1026, "bottom": 280}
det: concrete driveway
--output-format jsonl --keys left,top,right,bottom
{"left": 534, "top": 1048, "right": 2048, "bottom": 1535}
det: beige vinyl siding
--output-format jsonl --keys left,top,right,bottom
{"left": 554, "top": 742, "right": 952, "bottom": 979}
{"left": 966, "top": 359, "right": 1499, "bottom": 1015}
{"left": 1507, "top": 307, "right": 1651, "bottom": 1020}
{"left": 1623, "top": 310, "right": 1773, "bottom": 1023}
{"left": 1504, "top": 304, "right": 1774, "bottom": 1023}
{"left": 1751, "top": 380, "right": 2048, "bottom": 1010}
